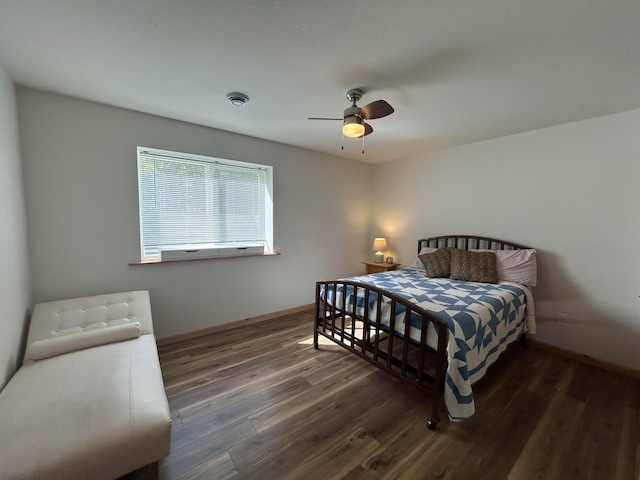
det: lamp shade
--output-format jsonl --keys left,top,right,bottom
{"left": 372, "top": 238, "right": 387, "bottom": 251}
{"left": 372, "top": 238, "right": 387, "bottom": 263}
{"left": 343, "top": 117, "right": 365, "bottom": 138}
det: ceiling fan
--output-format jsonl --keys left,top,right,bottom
{"left": 308, "top": 88, "right": 394, "bottom": 140}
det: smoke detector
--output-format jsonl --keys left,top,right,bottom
{"left": 226, "top": 92, "right": 249, "bottom": 107}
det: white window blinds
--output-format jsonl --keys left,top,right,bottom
{"left": 137, "top": 147, "right": 273, "bottom": 262}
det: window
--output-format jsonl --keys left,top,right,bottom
{"left": 137, "top": 147, "right": 273, "bottom": 263}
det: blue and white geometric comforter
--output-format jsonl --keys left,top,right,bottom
{"left": 324, "top": 268, "right": 533, "bottom": 420}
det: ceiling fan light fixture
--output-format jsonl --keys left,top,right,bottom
{"left": 308, "top": 89, "right": 393, "bottom": 144}
{"left": 343, "top": 117, "right": 365, "bottom": 138}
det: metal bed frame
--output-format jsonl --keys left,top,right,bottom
{"left": 313, "top": 235, "right": 528, "bottom": 429}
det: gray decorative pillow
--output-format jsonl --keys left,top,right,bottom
{"left": 449, "top": 249, "right": 498, "bottom": 283}
{"left": 419, "top": 248, "right": 451, "bottom": 278}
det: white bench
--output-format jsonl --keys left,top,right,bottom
{"left": 0, "top": 291, "right": 171, "bottom": 480}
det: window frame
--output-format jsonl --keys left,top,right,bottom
{"left": 136, "top": 146, "right": 274, "bottom": 263}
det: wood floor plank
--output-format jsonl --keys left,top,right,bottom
{"left": 615, "top": 406, "right": 640, "bottom": 480}
{"left": 161, "top": 340, "right": 276, "bottom": 381}
{"left": 158, "top": 327, "right": 253, "bottom": 357}
{"left": 247, "top": 358, "right": 376, "bottom": 433}
{"left": 339, "top": 465, "right": 377, "bottom": 480}
{"left": 173, "top": 452, "right": 237, "bottom": 480}
{"left": 155, "top": 312, "right": 640, "bottom": 480}
{"left": 162, "top": 331, "right": 320, "bottom": 390}
{"left": 174, "top": 356, "right": 322, "bottom": 417}
{"left": 636, "top": 409, "right": 640, "bottom": 480}
{"left": 524, "top": 349, "right": 573, "bottom": 398}
{"left": 566, "top": 361, "right": 601, "bottom": 402}
{"left": 358, "top": 407, "right": 437, "bottom": 479}
{"left": 508, "top": 365, "right": 585, "bottom": 480}
{"left": 167, "top": 347, "right": 319, "bottom": 408}
{"left": 406, "top": 387, "right": 546, "bottom": 480}
{"left": 280, "top": 426, "right": 381, "bottom": 480}
{"left": 159, "top": 419, "right": 255, "bottom": 479}
{"left": 561, "top": 369, "right": 628, "bottom": 480}
{"left": 302, "top": 351, "right": 366, "bottom": 385}
{"left": 171, "top": 375, "right": 312, "bottom": 449}
{"left": 229, "top": 370, "right": 388, "bottom": 473}
{"left": 158, "top": 351, "right": 192, "bottom": 369}
{"left": 369, "top": 418, "right": 450, "bottom": 479}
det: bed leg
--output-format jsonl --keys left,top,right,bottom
{"left": 519, "top": 332, "right": 527, "bottom": 346}
{"left": 313, "top": 284, "right": 322, "bottom": 349}
{"left": 427, "top": 399, "right": 441, "bottom": 430}
{"left": 427, "top": 388, "right": 443, "bottom": 430}
{"left": 427, "top": 403, "right": 441, "bottom": 430}
{"left": 313, "top": 324, "right": 319, "bottom": 349}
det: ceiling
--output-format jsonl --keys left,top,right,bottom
{"left": 0, "top": 1, "right": 638, "bottom": 164}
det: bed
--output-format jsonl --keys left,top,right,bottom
{"left": 314, "top": 235, "right": 536, "bottom": 429}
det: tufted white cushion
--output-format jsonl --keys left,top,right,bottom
{"left": 25, "top": 291, "right": 152, "bottom": 361}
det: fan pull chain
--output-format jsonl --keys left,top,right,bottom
{"left": 362, "top": 133, "right": 365, "bottom": 154}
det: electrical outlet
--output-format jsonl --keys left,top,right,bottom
{"left": 556, "top": 313, "right": 567, "bottom": 326}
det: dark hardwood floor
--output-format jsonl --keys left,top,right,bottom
{"left": 154, "top": 310, "right": 640, "bottom": 480}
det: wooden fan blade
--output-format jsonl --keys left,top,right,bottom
{"left": 308, "top": 117, "right": 343, "bottom": 120}
{"left": 360, "top": 100, "right": 394, "bottom": 120}
{"left": 358, "top": 123, "right": 373, "bottom": 137}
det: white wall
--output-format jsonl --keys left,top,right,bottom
{"left": 0, "top": 66, "right": 31, "bottom": 388}
{"left": 372, "top": 109, "right": 640, "bottom": 370}
{"left": 17, "top": 85, "right": 640, "bottom": 370}
{"left": 18, "top": 88, "right": 372, "bottom": 338}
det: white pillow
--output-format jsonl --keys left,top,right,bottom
{"left": 408, "top": 247, "right": 438, "bottom": 269}
{"left": 472, "top": 248, "right": 537, "bottom": 286}
{"left": 25, "top": 322, "right": 142, "bottom": 361}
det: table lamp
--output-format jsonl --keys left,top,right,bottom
{"left": 372, "top": 238, "right": 387, "bottom": 263}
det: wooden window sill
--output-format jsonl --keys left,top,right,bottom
{"left": 129, "top": 252, "right": 281, "bottom": 266}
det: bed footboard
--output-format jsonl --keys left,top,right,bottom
{"left": 314, "top": 281, "right": 448, "bottom": 429}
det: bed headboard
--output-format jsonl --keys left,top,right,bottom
{"left": 418, "top": 235, "right": 529, "bottom": 254}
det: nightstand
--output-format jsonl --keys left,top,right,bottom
{"left": 362, "top": 261, "right": 400, "bottom": 275}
